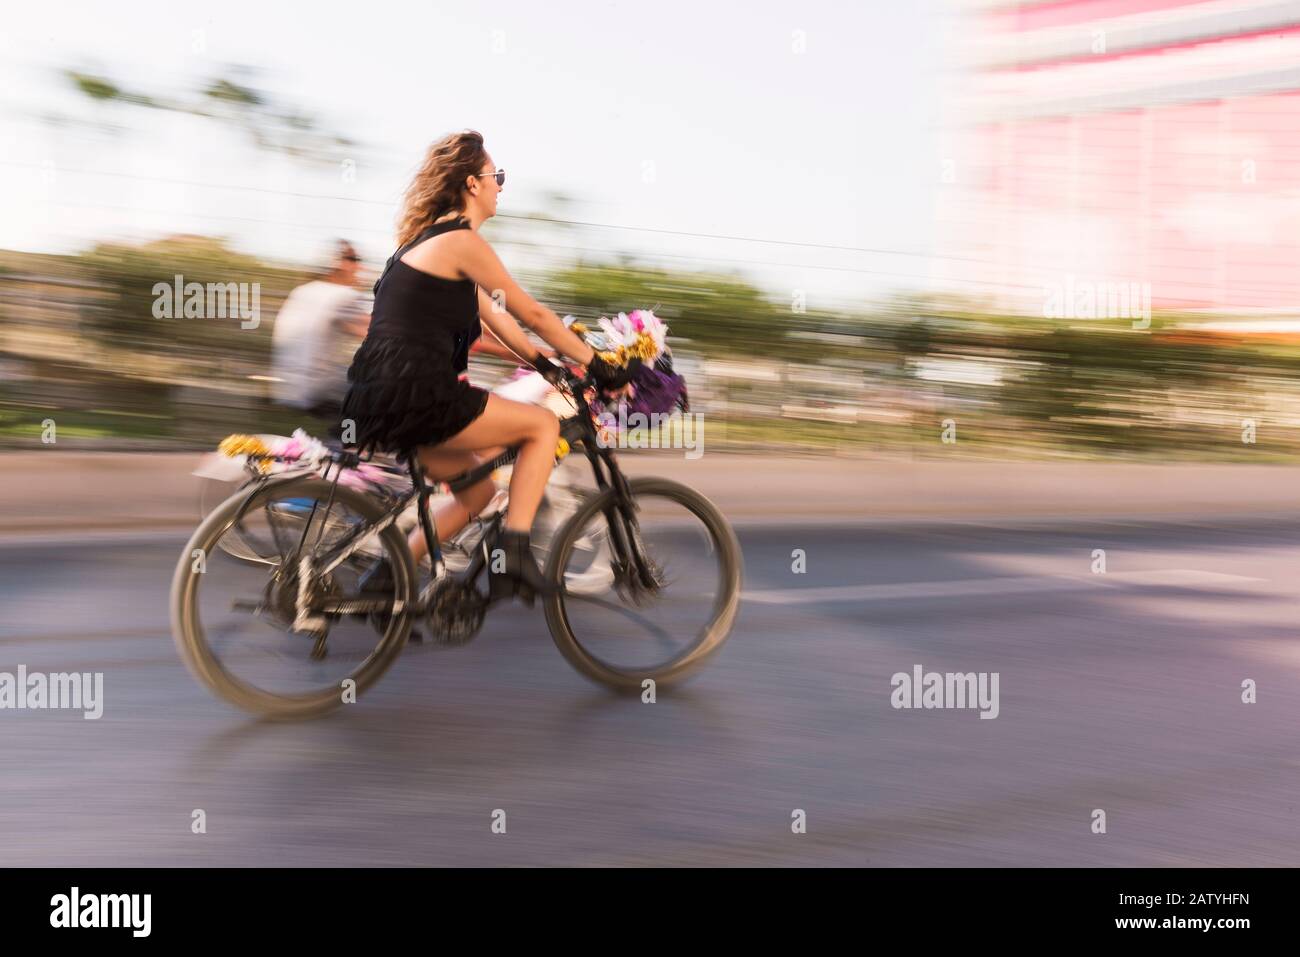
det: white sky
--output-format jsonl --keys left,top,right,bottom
{"left": 0, "top": 0, "right": 951, "bottom": 308}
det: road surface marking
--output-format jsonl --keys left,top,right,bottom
{"left": 742, "top": 569, "right": 1265, "bottom": 605}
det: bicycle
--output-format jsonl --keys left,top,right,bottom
{"left": 192, "top": 371, "right": 593, "bottom": 574}
{"left": 170, "top": 364, "right": 743, "bottom": 718}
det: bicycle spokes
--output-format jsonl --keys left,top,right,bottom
{"left": 552, "top": 496, "right": 723, "bottom": 672}
{"left": 192, "top": 485, "right": 407, "bottom": 698}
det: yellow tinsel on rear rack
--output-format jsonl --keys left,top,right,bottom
{"left": 218, "top": 434, "right": 270, "bottom": 457}
{"left": 217, "top": 434, "right": 273, "bottom": 474}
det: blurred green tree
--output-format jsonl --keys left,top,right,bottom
{"left": 541, "top": 261, "right": 798, "bottom": 356}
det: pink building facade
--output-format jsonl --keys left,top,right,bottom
{"left": 936, "top": 0, "right": 1300, "bottom": 313}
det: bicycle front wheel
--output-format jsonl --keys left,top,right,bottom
{"left": 171, "top": 475, "right": 417, "bottom": 718}
{"left": 542, "top": 476, "right": 742, "bottom": 690}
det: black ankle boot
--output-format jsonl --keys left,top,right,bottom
{"left": 487, "top": 529, "right": 556, "bottom": 608}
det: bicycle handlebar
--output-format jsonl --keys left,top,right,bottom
{"left": 560, "top": 365, "right": 589, "bottom": 390}
{"left": 556, "top": 357, "right": 641, "bottom": 396}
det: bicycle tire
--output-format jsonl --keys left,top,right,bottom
{"left": 542, "top": 476, "right": 742, "bottom": 691}
{"left": 171, "top": 474, "right": 418, "bottom": 718}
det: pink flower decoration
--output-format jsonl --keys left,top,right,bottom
{"left": 277, "top": 438, "right": 302, "bottom": 459}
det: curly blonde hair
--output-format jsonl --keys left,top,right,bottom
{"left": 395, "top": 130, "right": 490, "bottom": 247}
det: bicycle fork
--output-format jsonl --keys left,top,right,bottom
{"left": 602, "top": 479, "right": 665, "bottom": 602}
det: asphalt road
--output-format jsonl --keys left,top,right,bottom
{"left": 1, "top": 518, "right": 1297, "bottom": 866}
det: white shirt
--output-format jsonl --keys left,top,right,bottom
{"left": 270, "top": 280, "right": 367, "bottom": 408}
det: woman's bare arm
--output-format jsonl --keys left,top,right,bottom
{"left": 452, "top": 231, "right": 595, "bottom": 365}
{"left": 472, "top": 289, "right": 556, "bottom": 364}
{"left": 468, "top": 329, "right": 520, "bottom": 361}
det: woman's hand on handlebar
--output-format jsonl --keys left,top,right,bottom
{"left": 530, "top": 352, "right": 567, "bottom": 385}
{"left": 532, "top": 352, "right": 624, "bottom": 396}
{"left": 537, "top": 348, "right": 638, "bottom": 399}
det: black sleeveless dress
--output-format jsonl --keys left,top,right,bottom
{"left": 339, "top": 217, "right": 489, "bottom": 454}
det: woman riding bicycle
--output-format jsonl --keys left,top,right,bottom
{"left": 339, "top": 129, "right": 636, "bottom": 604}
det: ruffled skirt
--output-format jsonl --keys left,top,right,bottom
{"left": 338, "top": 335, "right": 489, "bottom": 454}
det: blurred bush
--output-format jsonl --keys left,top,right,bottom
{"left": 5, "top": 237, "right": 1300, "bottom": 459}
{"left": 77, "top": 235, "right": 300, "bottom": 363}
{"left": 0, "top": 237, "right": 313, "bottom": 447}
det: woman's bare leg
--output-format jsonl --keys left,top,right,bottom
{"left": 408, "top": 479, "right": 496, "bottom": 564}
{"left": 431, "top": 394, "right": 560, "bottom": 533}
{"left": 406, "top": 448, "right": 497, "bottom": 564}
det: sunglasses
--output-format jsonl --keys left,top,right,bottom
{"left": 474, "top": 169, "right": 506, "bottom": 187}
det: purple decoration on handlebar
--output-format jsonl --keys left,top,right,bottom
{"left": 591, "top": 358, "right": 689, "bottom": 420}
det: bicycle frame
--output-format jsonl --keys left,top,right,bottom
{"left": 254, "top": 367, "right": 660, "bottom": 619}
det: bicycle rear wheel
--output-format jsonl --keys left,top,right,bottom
{"left": 542, "top": 477, "right": 742, "bottom": 690}
{"left": 171, "top": 475, "right": 417, "bottom": 718}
